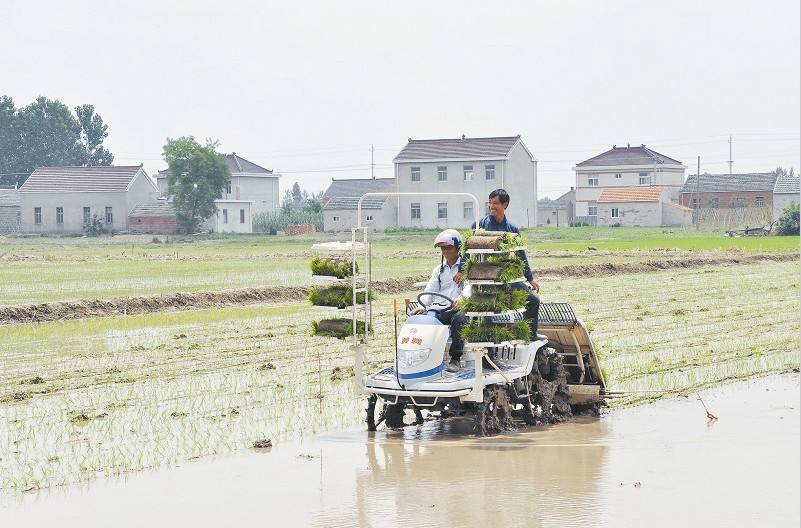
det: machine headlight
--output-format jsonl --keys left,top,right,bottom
{"left": 398, "top": 348, "right": 432, "bottom": 369}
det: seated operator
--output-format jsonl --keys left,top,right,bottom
{"left": 410, "top": 229, "right": 467, "bottom": 373}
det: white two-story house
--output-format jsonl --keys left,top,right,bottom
{"left": 156, "top": 152, "right": 280, "bottom": 233}
{"left": 573, "top": 144, "right": 686, "bottom": 225}
{"left": 393, "top": 135, "right": 538, "bottom": 229}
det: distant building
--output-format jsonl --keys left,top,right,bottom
{"left": 18, "top": 166, "right": 159, "bottom": 233}
{"left": 393, "top": 135, "right": 538, "bottom": 229}
{"left": 322, "top": 178, "right": 397, "bottom": 232}
{"left": 679, "top": 173, "right": 778, "bottom": 210}
{"left": 128, "top": 202, "right": 180, "bottom": 234}
{"left": 156, "top": 152, "right": 281, "bottom": 216}
{"left": 596, "top": 187, "right": 692, "bottom": 227}
{"left": 574, "top": 145, "right": 687, "bottom": 225}
{"left": 772, "top": 172, "right": 800, "bottom": 222}
{"left": 537, "top": 188, "right": 574, "bottom": 227}
{"left": 0, "top": 187, "right": 20, "bottom": 234}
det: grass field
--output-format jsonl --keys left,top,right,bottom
{"left": 1, "top": 228, "right": 797, "bottom": 305}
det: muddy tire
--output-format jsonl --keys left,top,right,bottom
{"left": 475, "top": 385, "right": 516, "bottom": 436}
{"left": 365, "top": 394, "right": 378, "bottom": 431}
{"left": 383, "top": 402, "right": 407, "bottom": 429}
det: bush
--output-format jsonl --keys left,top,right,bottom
{"left": 82, "top": 213, "right": 107, "bottom": 237}
{"left": 253, "top": 210, "right": 323, "bottom": 233}
{"left": 776, "top": 202, "right": 800, "bottom": 236}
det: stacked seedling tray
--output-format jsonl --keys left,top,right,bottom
{"left": 460, "top": 229, "right": 530, "bottom": 346}
{"left": 309, "top": 241, "right": 372, "bottom": 340}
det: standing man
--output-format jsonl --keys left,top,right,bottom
{"left": 411, "top": 229, "right": 467, "bottom": 372}
{"left": 470, "top": 189, "right": 545, "bottom": 340}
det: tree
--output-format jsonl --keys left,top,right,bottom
{"left": 773, "top": 167, "right": 795, "bottom": 178}
{"left": 0, "top": 95, "right": 114, "bottom": 187}
{"left": 776, "top": 202, "right": 800, "bottom": 236}
{"left": 163, "top": 137, "right": 231, "bottom": 233}
{"left": 75, "top": 104, "right": 114, "bottom": 166}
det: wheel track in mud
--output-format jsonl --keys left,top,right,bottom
{"left": 0, "top": 252, "right": 795, "bottom": 325}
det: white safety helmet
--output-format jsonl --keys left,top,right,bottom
{"left": 434, "top": 229, "right": 462, "bottom": 249}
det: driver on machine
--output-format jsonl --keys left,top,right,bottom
{"left": 410, "top": 229, "right": 467, "bottom": 373}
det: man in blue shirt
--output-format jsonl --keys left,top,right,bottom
{"left": 470, "top": 188, "right": 545, "bottom": 340}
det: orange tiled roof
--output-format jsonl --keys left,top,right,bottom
{"left": 597, "top": 187, "right": 665, "bottom": 203}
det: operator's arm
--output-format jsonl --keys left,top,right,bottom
{"left": 511, "top": 225, "right": 539, "bottom": 291}
{"left": 412, "top": 267, "right": 440, "bottom": 314}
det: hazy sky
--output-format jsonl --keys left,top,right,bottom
{"left": 3, "top": 0, "right": 799, "bottom": 197}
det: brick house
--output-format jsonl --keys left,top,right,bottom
{"left": 679, "top": 173, "right": 779, "bottom": 209}
{"left": 574, "top": 145, "right": 687, "bottom": 225}
{"left": 128, "top": 202, "right": 181, "bottom": 233}
{"left": 0, "top": 187, "right": 20, "bottom": 234}
{"left": 596, "top": 187, "right": 692, "bottom": 227}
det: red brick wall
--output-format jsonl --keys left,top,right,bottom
{"left": 129, "top": 216, "right": 181, "bottom": 234}
{"left": 286, "top": 223, "right": 316, "bottom": 235}
{"left": 680, "top": 191, "right": 773, "bottom": 208}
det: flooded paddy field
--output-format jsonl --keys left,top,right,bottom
{"left": 1, "top": 260, "right": 797, "bottom": 496}
{"left": 2, "top": 374, "right": 798, "bottom": 527}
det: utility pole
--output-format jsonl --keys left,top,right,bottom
{"left": 370, "top": 145, "right": 375, "bottom": 179}
{"left": 728, "top": 135, "right": 733, "bottom": 175}
{"left": 696, "top": 156, "right": 701, "bottom": 230}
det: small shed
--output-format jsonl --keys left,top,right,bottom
{"left": 597, "top": 187, "right": 692, "bottom": 227}
{"left": 128, "top": 202, "right": 180, "bottom": 233}
{"left": 0, "top": 187, "right": 21, "bottom": 234}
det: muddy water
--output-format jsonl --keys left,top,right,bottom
{"left": 2, "top": 374, "right": 798, "bottom": 527}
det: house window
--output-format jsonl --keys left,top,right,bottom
{"left": 463, "top": 201, "right": 473, "bottom": 219}
{"left": 226, "top": 181, "right": 232, "bottom": 194}
{"left": 588, "top": 176, "right": 599, "bottom": 186}
{"left": 437, "top": 202, "right": 448, "bottom": 219}
{"left": 411, "top": 167, "right": 421, "bottom": 182}
{"left": 611, "top": 208, "right": 619, "bottom": 218}
{"left": 437, "top": 166, "right": 447, "bottom": 182}
{"left": 105, "top": 207, "right": 113, "bottom": 224}
{"left": 755, "top": 197, "right": 764, "bottom": 207}
{"left": 733, "top": 197, "right": 746, "bottom": 207}
{"left": 366, "top": 215, "right": 374, "bottom": 222}
{"left": 34, "top": 207, "right": 42, "bottom": 224}
{"left": 56, "top": 207, "right": 64, "bottom": 224}
{"left": 240, "top": 209, "right": 245, "bottom": 223}
{"left": 411, "top": 203, "right": 421, "bottom": 219}
{"left": 588, "top": 206, "right": 598, "bottom": 216}
{"left": 83, "top": 207, "right": 90, "bottom": 223}
{"left": 615, "top": 173, "right": 622, "bottom": 179}
{"left": 692, "top": 198, "right": 700, "bottom": 208}
{"left": 709, "top": 197, "right": 719, "bottom": 208}
{"left": 222, "top": 209, "right": 228, "bottom": 224}
{"left": 332, "top": 215, "right": 340, "bottom": 222}
{"left": 463, "top": 165, "right": 473, "bottom": 181}
{"left": 485, "top": 165, "right": 495, "bottom": 180}
{"left": 639, "top": 173, "right": 651, "bottom": 185}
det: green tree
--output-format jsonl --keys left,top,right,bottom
{"left": 0, "top": 95, "right": 114, "bottom": 187}
{"left": 75, "top": 104, "right": 114, "bottom": 166}
{"left": 775, "top": 202, "right": 800, "bottom": 236}
{"left": 163, "top": 136, "right": 231, "bottom": 233}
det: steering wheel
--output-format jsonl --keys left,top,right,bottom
{"left": 416, "top": 291, "right": 454, "bottom": 314}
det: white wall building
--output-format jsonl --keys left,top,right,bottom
{"left": 772, "top": 172, "right": 800, "bottom": 222}
{"left": 393, "top": 136, "right": 538, "bottom": 229}
{"left": 574, "top": 145, "right": 687, "bottom": 225}
{"left": 0, "top": 187, "right": 20, "bottom": 234}
{"left": 595, "top": 187, "right": 692, "bottom": 227}
{"left": 156, "top": 153, "right": 281, "bottom": 217}
{"left": 322, "top": 178, "right": 397, "bottom": 232}
{"left": 206, "top": 199, "right": 253, "bottom": 233}
{"left": 18, "top": 165, "right": 160, "bottom": 233}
